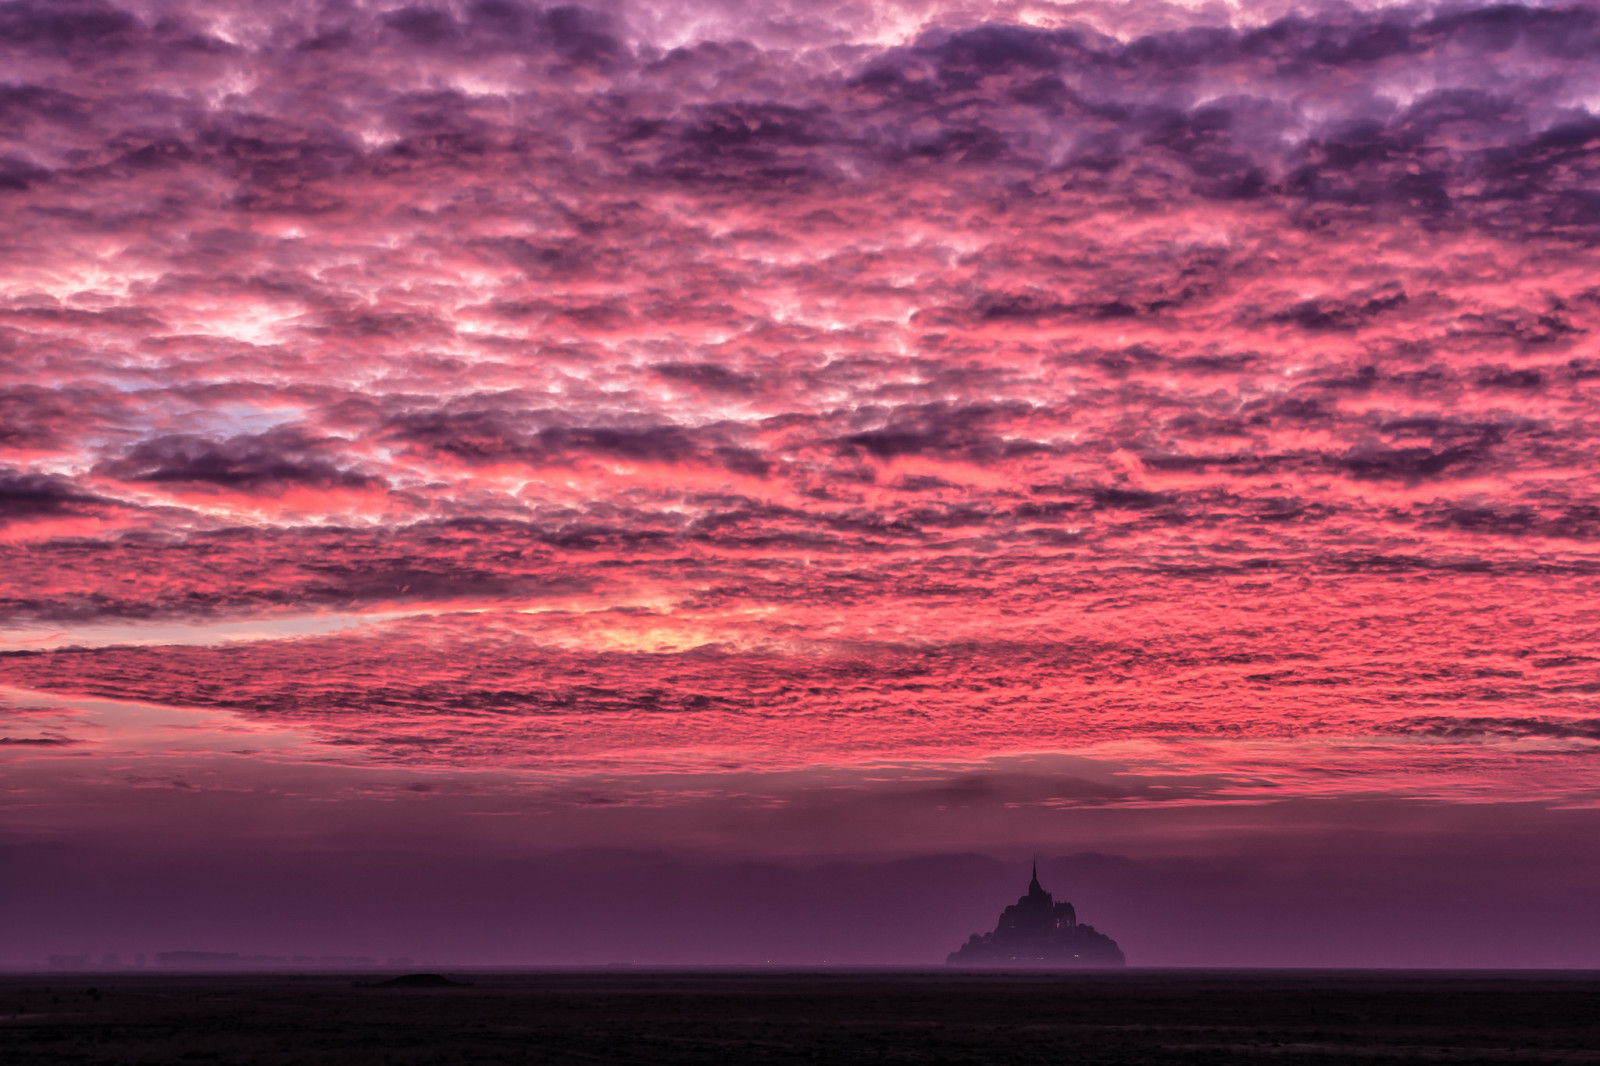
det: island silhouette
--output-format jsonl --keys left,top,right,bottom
{"left": 947, "top": 860, "right": 1125, "bottom": 967}
{"left": 373, "top": 973, "right": 470, "bottom": 988}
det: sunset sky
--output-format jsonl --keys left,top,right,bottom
{"left": 3, "top": 0, "right": 1600, "bottom": 968}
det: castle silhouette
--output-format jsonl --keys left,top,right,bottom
{"left": 947, "top": 860, "right": 1125, "bottom": 967}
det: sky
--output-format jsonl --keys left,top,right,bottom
{"left": 3, "top": 0, "right": 1600, "bottom": 968}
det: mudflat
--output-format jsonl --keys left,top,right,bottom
{"left": 3, "top": 970, "right": 1598, "bottom": 1064}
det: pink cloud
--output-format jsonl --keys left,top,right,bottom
{"left": 1, "top": 0, "right": 1598, "bottom": 824}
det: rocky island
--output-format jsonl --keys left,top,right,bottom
{"left": 947, "top": 862, "right": 1125, "bottom": 967}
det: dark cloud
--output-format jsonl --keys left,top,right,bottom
{"left": 383, "top": 408, "right": 729, "bottom": 467}
{"left": 651, "top": 362, "right": 759, "bottom": 394}
{"left": 836, "top": 403, "right": 1045, "bottom": 461}
{"left": 0, "top": 84, "right": 88, "bottom": 127}
{"left": 0, "top": 0, "right": 136, "bottom": 55}
{"left": 1388, "top": 716, "right": 1600, "bottom": 742}
{"left": 381, "top": 1, "right": 623, "bottom": 65}
{"left": 1335, "top": 440, "right": 1496, "bottom": 482}
{"left": 95, "top": 429, "right": 379, "bottom": 492}
{"left": 1270, "top": 285, "right": 1409, "bottom": 332}
{"left": 924, "top": 24, "right": 1072, "bottom": 75}
{"left": 0, "top": 469, "right": 105, "bottom": 521}
{"left": 0, "top": 154, "right": 50, "bottom": 191}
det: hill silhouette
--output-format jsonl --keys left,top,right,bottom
{"left": 373, "top": 974, "right": 470, "bottom": 988}
{"left": 947, "top": 862, "right": 1125, "bottom": 967}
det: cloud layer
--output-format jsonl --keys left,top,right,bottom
{"left": 2, "top": 0, "right": 1599, "bottom": 801}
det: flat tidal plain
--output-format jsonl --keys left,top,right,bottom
{"left": 2, "top": 970, "right": 1598, "bottom": 1064}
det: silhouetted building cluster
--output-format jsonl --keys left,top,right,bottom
{"left": 947, "top": 862, "right": 1125, "bottom": 967}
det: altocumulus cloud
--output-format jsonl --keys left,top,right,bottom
{"left": 0, "top": 0, "right": 1598, "bottom": 800}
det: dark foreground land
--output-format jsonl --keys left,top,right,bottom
{"left": 3, "top": 970, "right": 1599, "bottom": 1065}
